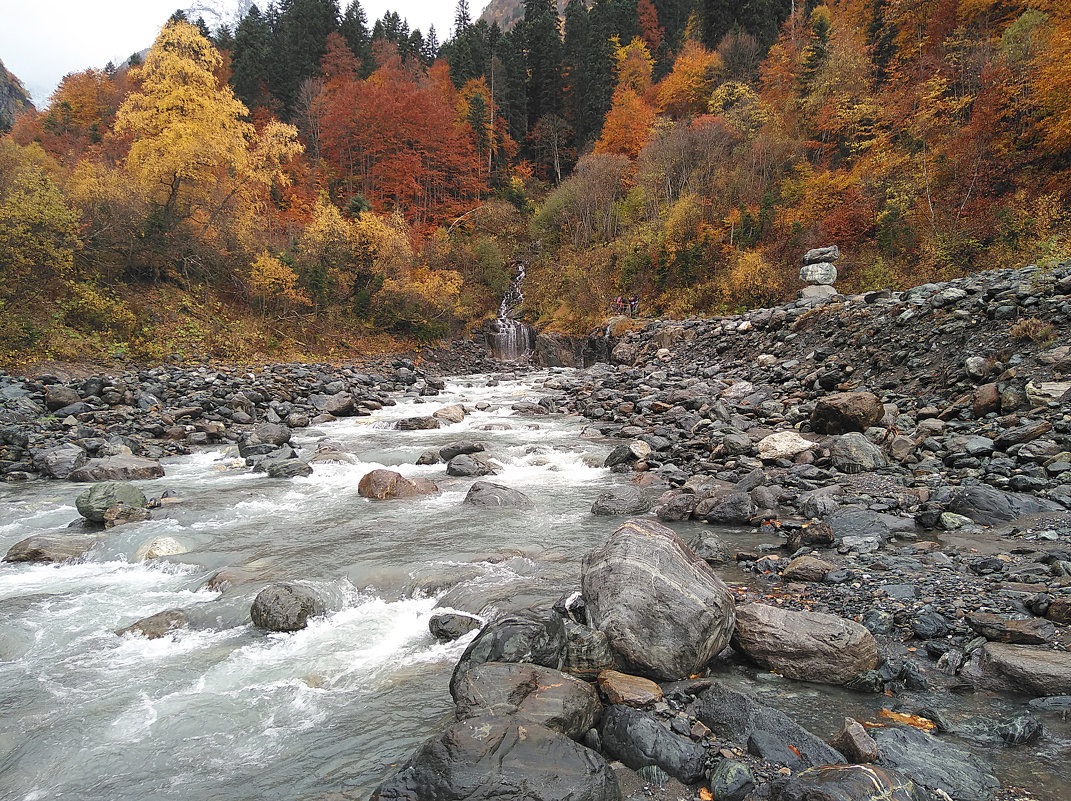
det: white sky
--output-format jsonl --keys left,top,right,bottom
{"left": 0, "top": 0, "right": 468, "bottom": 106}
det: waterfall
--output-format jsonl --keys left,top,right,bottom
{"left": 487, "top": 260, "right": 535, "bottom": 361}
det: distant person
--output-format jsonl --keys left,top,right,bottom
{"left": 629, "top": 295, "right": 639, "bottom": 317}
{"left": 613, "top": 296, "right": 624, "bottom": 315}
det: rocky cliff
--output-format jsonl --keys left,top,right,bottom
{"left": 0, "top": 58, "right": 34, "bottom": 133}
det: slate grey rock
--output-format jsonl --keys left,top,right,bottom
{"left": 439, "top": 441, "right": 486, "bottom": 461}
{"left": 702, "top": 492, "right": 757, "bottom": 524}
{"left": 463, "top": 481, "right": 533, "bottom": 508}
{"left": 800, "top": 262, "right": 838, "bottom": 286}
{"left": 774, "top": 765, "right": 928, "bottom": 801}
{"left": 582, "top": 520, "right": 736, "bottom": 681}
{"left": 250, "top": 583, "right": 324, "bottom": 632}
{"left": 309, "top": 392, "right": 355, "bottom": 416}
{"left": 600, "top": 705, "right": 707, "bottom": 785}
{"left": 946, "top": 485, "right": 1062, "bottom": 523}
{"left": 116, "top": 609, "right": 189, "bottom": 639}
{"left": 709, "top": 759, "right": 755, "bottom": 801}
{"left": 874, "top": 726, "right": 1000, "bottom": 801}
{"left": 811, "top": 393, "right": 885, "bottom": 435}
{"left": 591, "top": 487, "right": 652, "bottom": 516}
{"left": 75, "top": 481, "right": 149, "bottom": 522}
{"left": 265, "top": 460, "right": 312, "bottom": 479}
{"left": 831, "top": 433, "right": 887, "bottom": 474}
{"left": 68, "top": 455, "right": 165, "bottom": 482}
{"left": 38, "top": 443, "right": 87, "bottom": 479}
{"left": 562, "top": 619, "right": 616, "bottom": 680}
{"left": 429, "top": 612, "right": 482, "bottom": 642}
{"left": 447, "top": 454, "right": 496, "bottom": 477}
{"left": 4, "top": 533, "right": 98, "bottom": 564}
{"left": 450, "top": 611, "right": 567, "bottom": 697}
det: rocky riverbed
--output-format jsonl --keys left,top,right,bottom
{"left": 1, "top": 262, "right": 1070, "bottom": 801}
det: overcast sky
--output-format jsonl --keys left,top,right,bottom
{"left": 0, "top": 0, "right": 467, "bottom": 106}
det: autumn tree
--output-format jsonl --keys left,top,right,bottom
{"left": 657, "top": 40, "right": 723, "bottom": 117}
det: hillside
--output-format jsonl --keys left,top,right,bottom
{"left": 0, "top": 58, "right": 34, "bottom": 133}
{"left": 478, "top": 0, "right": 579, "bottom": 29}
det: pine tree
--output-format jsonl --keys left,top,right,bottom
{"left": 231, "top": 4, "right": 273, "bottom": 108}
{"left": 522, "top": 0, "right": 563, "bottom": 128}
{"left": 582, "top": 1, "right": 620, "bottom": 143}
{"left": 273, "top": 0, "right": 341, "bottom": 112}
{"left": 340, "top": 1, "right": 373, "bottom": 72}
{"left": 493, "top": 32, "right": 528, "bottom": 142}
{"left": 562, "top": 0, "right": 591, "bottom": 142}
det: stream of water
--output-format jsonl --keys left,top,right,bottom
{"left": 0, "top": 373, "right": 1067, "bottom": 800}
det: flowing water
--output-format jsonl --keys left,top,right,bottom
{"left": 486, "top": 261, "right": 534, "bottom": 362}
{"left": 0, "top": 373, "right": 1067, "bottom": 800}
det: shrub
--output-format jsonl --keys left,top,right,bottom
{"left": 1009, "top": 317, "right": 1057, "bottom": 344}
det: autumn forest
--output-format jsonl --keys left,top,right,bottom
{"left": 1, "top": 0, "right": 1070, "bottom": 365}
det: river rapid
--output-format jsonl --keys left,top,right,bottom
{"left": 0, "top": 372, "right": 1068, "bottom": 800}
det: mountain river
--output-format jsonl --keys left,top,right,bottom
{"left": 0, "top": 373, "right": 1067, "bottom": 800}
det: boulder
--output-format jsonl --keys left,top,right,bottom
{"left": 800, "top": 262, "right": 838, "bottom": 285}
{"left": 1025, "top": 380, "right": 1071, "bottom": 407}
{"left": 702, "top": 492, "right": 757, "bottom": 525}
{"left": 463, "top": 481, "right": 533, "bottom": 508}
{"left": 4, "top": 534, "right": 97, "bottom": 564}
{"left": 38, "top": 443, "right": 87, "bottom": 479}
{"left": 450, "top": 611, "right": 567, "bottom": 696}
{"left": 396, "top": 416, "right": 442, "bottom": 431}
{"left": 591, "top": 487, "right": 652, "bottom": 516}
{"left": 830, "top": 718, "right": 879, "bottom": 764}
{"left": 709, "top": 759, "right": 756, "bottom": 801}
{"left": 117, "top": 609, "right": 189, "bottom": 639}
{"left": 963, "top": 642, "right": 1071, "bottom": 696}
{"left": 309, "top": 392, "right": 355, "bottom": 416}
{"left": 103, "top": 505, "right": 152, "bottom": 528}
{"left": 600, "top": 705, "right": 707, "bottom": 785}
{"left": 45, "top": 385, "right": 81, "bottom": 411}
{"left": 831, "top": 433, "right": 887, "bottom": 474}
{"left": 266, "top": 460, "right": 312, "bottom": 479}
{"left": 732, "top": 604, "right": 878, "bottom": 685}
{"left": 134, "top": 536, "right": 187, "bottom": 561}
{"left": 250, "top": 583, "right": 325, "bottom": 632}
{"left": 581, "top": 519, "right": 736, "bottom": 681}
{"left": 369, "top": 716, "right": 621, "bottom": 801}
{"left": 874, "top": 726, "right": 1000, "bottom": 801}
{"left": 452, "top": 662, "right": 600, "bottom": 739}
{"left": 433, "top": 404, "right": 466, "bottom": 424}
{"left": 597, "top": 670, "right": 663, "bottom": 708}
{"left": 758, "top": 432, "right": 816, "bottom": 461}
{"left": 774, "top": 765, "right": 928, "bottom": 801}
{"left": 803, "top": 245, "right": 841, "bottom": 264}
{"left": 973, "top": 383, "right": 1001, "bottom": 417}
{"left": 252, "top": 422, "right": 291, "bottom": 446}
{"left": 605, "top": 441, "right": 652, "bottom": 468}
{"left": 694, "top": 680, "right": 845, "bottom": 768}
{"left": 430, "top": 612, "right": 482, "bottom": 642}
{"left": 782, "top": 555, "right": 834, "bottom": 582}
{"left": 966, "top": 612, "right": 1056, "bottom": 645}
{"left": 562, "top": 620, "right": 616, "bottom": 679}
{"left": 946, "top": 485, "right": 1062, "bottom": 523}
{"left": 358, "top": 469, "right": 439, "bottom": 500}
{"left": 446, "top": 454, "right": 496, "bottom": 477}
{"left": 811, "top": 393, "right": 885, "bottom": 435}
{"left": 68, "top": 455, "right": 165, "bottom": 482}
{"left": 76, "top": 481, "right": 149, "bottom": 522}
{"left": 439, "top": 441, "right": 486, "bottom": 461}
{"left": 656, "top": 491, "right": 697, "bottom": 522}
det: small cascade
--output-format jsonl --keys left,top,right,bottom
{"left": 487, "top": 260, "right": 535, "bottom": 361}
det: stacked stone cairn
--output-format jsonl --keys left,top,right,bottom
{"left": 799, "top": 245, "right": 840, "bottom": 303}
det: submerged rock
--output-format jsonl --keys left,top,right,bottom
{"left": 4, "top": 533, "right": 97, "bottom": 564}
{"left": 462, "top": 481, "right": 534, "bottom": 508}
{"left": 117, "top": 609, "right": 189, "bottom": 639}
{"left": 250, "top": 583, "right": 325, "bottom": 632}
{"left": 774, "top": 765, "right": 928, "bottom": 801}
{"left": 874, "top": 726, "right": 1000, "bottom": 801}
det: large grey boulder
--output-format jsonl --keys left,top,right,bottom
{"left": 76, "top": 481, "right": 149, "bottom": 523}
{"left": 446, "top": 454, "right": 496, "bottom": 477}
{"left": 369, "top": 715, "right": 621, "bottom": 801}
{"left": 452, "top": 662, "right": 600, "bottom": 739}
{"left": 803, "top": 245, "right": 840, "bottom": 264}
{"left": 4, "top": 534, "right": 98, "bottom": 564}
{"left": 774, "top": 765, "right": 928, "bottom": 801}
{"left": 600, "top": 704, "right": 707, "bottom": 784}
{"left": 831, "top": 433, "right": 887, "bottom": 474}
{"left": 581, "top": 519, "right": 736, "bottom": 681}
{"left": 800, "top": 262, "right": 838, "bottom": 285}
{"left": 961, "top": 642, "right": 1071, "bottom": 696}
{"left": 874, "top": 726, "right": 1000, "bottom": 801}
{"left": 591, "top": 487, "right": 652, "bottom": 516}
{"left": 250, "top": 583, "right": 324, "bottom": 632}
{"left": 450, "top": 611, "right": 567, "bottom": 696}
{"left": 732, "top": 603, "right": 879, "bottom": 685}
{"left": 946, "top": 485, "right": 1062, "bottom": 524}
{"left": 309, "top": 392, "right": 355, "bottom": 416}
{"left": 463, "top": 481, "right": 534, "bottom": 508}
{"left": 38, "top": 443, "right": 87, "bottom": 479}
{"left": 68, "top": 456, "right": 164, "bottom": 482}
{"left": 811, "top": 392, "right": 885, "bottom": 435}
{"left": 45, "top": 385, "right": 81, "bottom": 411}
{"left": 358, "top": 469, "right": 439, "bottom": 499}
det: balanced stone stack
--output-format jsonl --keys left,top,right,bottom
{"left": 799, "top": 245, "right": 840, "bottom": 303}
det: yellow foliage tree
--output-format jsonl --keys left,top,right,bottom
{"left": 614, "top": 37, "right": 655, "bottom": 95}
{"left": 248, "top": 252, "right": 310, "bottom": 313}
{"left": 594, "top": 87, "right": 657, "bottom": 158}
{"left": 0, "top": 165, "right": 80, "bottom": 295}
{"left": 657, "top": 41, "right": 724, "bottom": 118}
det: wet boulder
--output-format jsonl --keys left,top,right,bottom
{"left": 446, "top": 453, "right": 496, "bottom": 477}
{"left": 452, "top": 662, "right": 601, "bottom": 739}
{"left": 694, "top": 680, "right": 845, "bottom": 768}
{"left": 358, "top": 469, "right": 439, "bottom": 500}
{"left": 4, "top": 533, "right": 97, "bottom": 564}
{"left": 369, "top": 715, "right": 621, "bottom": 801}
{"left": 600, "top": 704, "right": 707, "bottom": 785}
{"left": 396, "top": 416, "right": 442, "bottom": 431}
{"left": 874, "top": 726, "right": 1000, "bottom": 801}
{"left": 962, "top": 642, "right": 1071, "bottom": 696}
{"left": 462, "top": 481, "right": 533, "bottom": 508}
{"left": 605, "top": 441, "right": 652, "bottom": 468}
{"left": 732, "top": 603, "right": 879, "bottom": 685}
{"left": 701, "top": 492, "right": 757, "bottom": 525}
{"left": 966, "top": 612, "right": 1056, "bottom": 645}
{"left": 591, "top": 487, "right": 653, "bottom": 516}
{"left": 945, "top": 485, "right": 1062, "bottom": 523}
{"left": 581, "top": 519, "right": 736, "bottom": 681}
{"left": 709, "top": 759, "right": 755, "bottom": 801}
{"left": 68, "top": 456, "right": 165, "bottom": 482}
{"left": 597, "top": 670, "right": 663, "bottom": 708}
{"left": 135, "top": 536, "right": 187, "bottom": 561}
{"left": 37, "top": 443, "right": 87, "bottom": 479}
{"left": 309, "top": 392, "right": 355, "bottom": 416}
{"left": 250, "top": 583, "right": 325, "bottom": 632}
{"left": 774, "top": 765, "right": 929, "bottom": 801}
{"left": 76, "top": 481, "right": 149, "bottom": 523}
{"left": 811, "top": 392, "right": 885, "bottom": 435}
{"left": 265, "top": 460, "right": 312, "bottom": 479}
{"left": 439, "top": 441, "right": 486, "bottom": 461}
{"left": 430, "top": 612, "right": 482, "bottom": 642}
{"left": 450, "top": 611, "right": 567, "bottom": 696}
{"left": 562, "top": 620, "right": 616, "bottom": 679}
{"left": 433, "top": 404, "right": 466, "bottom": 424}
{"left": 116, "top": 609, "right": 189, "bottom": 639}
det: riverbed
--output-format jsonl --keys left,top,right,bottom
{"left": 0, "top": 372, "right": 1067, "bottom": 800}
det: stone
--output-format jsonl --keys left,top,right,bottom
{"left": 964, "top": 356, "right": 990, "bottom": 382}
{"left": 309, "top": 392, "right": 355, "bottom": 416}
{"left": 4, "top": 534, "right": 97, "bottom": 564}
{"left": 250, "top": 583, "right": 325, "bottom": 632}
{"left": 591, "top": 487, "right": 652, "bottom": 516}
{"left": 134, "top": 536, "right": 187, "bottom": 561}
{"left": 396, "top": 416, "right": 442, "bottom": 431}
{"left": 758, "top": 431, "right": 816, "bottom": 461}
{"left": 874, "top": 726, "right": 1000, "bottom": 801}
{"left": 831, "top": 433, "right": 887, "bottom": 474}
{"left": 597, "top": 670, "right": 663, "bottom": 708}
{"left": 103, "top": 504, "right": 152, "bottom": 528}
{"left": 946, "top": 485, "right": 1062, "bottom": 523}
{"left": 439, "top": 441, "right": 486, "bottom": 461}
{"left": 39, "top": 443, "right": 87, "bottom": 479}
{"left": 581, "top": 520, "right": 736, "bottom": 681}
{"left": 562, "top": 620, "right": 616, "bottom": 679}
{"left": 830, "top": 718, "right": 878, "bottom": 763}
{"left": 973, "top": 383, "right": 1001, "bottom": 417}
{"left": 446, "top": 454, "right": 496, "bottom": 477}
{"left": 996, "top": 419, "right": 1052, "bottom": 450}
{"left": 702, "top": 492, "right": 758, "bottom": 525}
{"left": 799, "top": 285, "right": 837, "bottom": 302}
{"left": 605, "top": 441, "right": 652, "bottom": 467}
{"left": 430, "top": 612, "right": 482, "bottom": 642}
{"left": 368, "top": 716, "right": 620, "bottom": 801}
{"left": 45, "top": 385, "right": 81, "bottom": 411}
{"left": 266, "top": 460, "right": 312, "bottom": 479}
{"left": 694, "top": 680, "right": 845, "bottom": 768}
{"left": 964, "top": 642, "right": 1071, "bottom": 696}
{"left": 1048, "top": 598, "right": 1071, "bottom": 624}
{"left": 811, "top": 393, "right": 886, "bottom": 435}
{"left": 433, "top": 404, "right": 466, "bottom": 424}
{"left": 117, "top": 609, "right": 188, "bottom": 639}
{"left": 600, "top": 705, "right": 707, "bottom": 785}
{"left": 803, "top": 245, "right": 841, "bottom": 264}
{"left": 452, "top": 662, "right": 601, "bottom": 739}
{"left": 966, "top": 612, "right": 1056, "bottom": 645}
{"left": 462, "top": 481, "right": 534, "bottom": 508}
{"left": 450, "top": 611, "right": 567, "bottom": 697}
{"left": 709, "top": 759, "right": 755, "bottom": 801}
{"left": 800, "top": 262, "right": 838, "bottom": 285}
{"left": 731, "top": 603, "right": 879, "bottom": 685}
{"left": 782, "top": 555, "right": 834, "bottom": 582}
{"left": 1025, "top": 380, "right": 1071, "bottom": 407}
{"left": 68, "top": 455, "right": 165, "bottom": 482}
{"left": 358, "top": 469, "right": 439, "bottom": 499}
{"left": 76, "top": 481, "right": 149, "bottom": 522}
{"left": 775, "top": 765, "right": 928, "bottom": 801}
{"left": 253, "top": 422, "right": 291, "bottom": 446}
{"left": 656, "top": 491, "right": 697, "bottom": 522}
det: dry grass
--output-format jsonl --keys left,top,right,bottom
{"left": 1009, "top": 317, "right": 1057, "bottom": 345}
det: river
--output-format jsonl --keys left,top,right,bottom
{"left": 0, "top": 372, "right": 1067, "bottom": 800}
